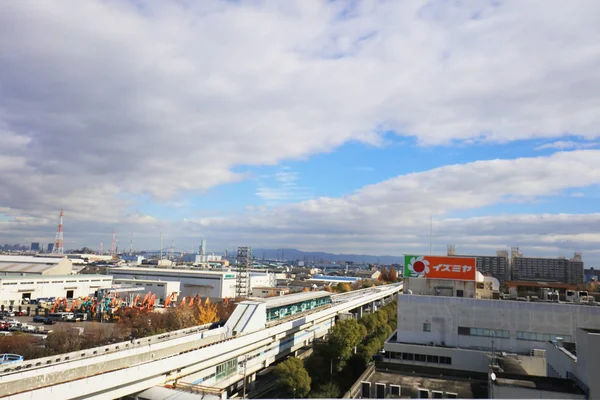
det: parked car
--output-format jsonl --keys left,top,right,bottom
{"left": 32, "top": 315, "right": 45, "bottom": 323}
{"left": 43, "top": 318, "right": 56, "bottom": 325}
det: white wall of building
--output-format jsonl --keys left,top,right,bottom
{"left": 112, "top": 279, "right": 180, "bottom": 303}
{"left": 108, "top": 267, "right": 238, "bottom": 300}
{"left": 396, "top": 295, "right": 600, "bottom": 354}
{"left": 0, "top": 275, "right": 112, "bottom": 305}
{"left": 249, "top": 273, "right": 276, "bottom": 289}
{"left": 546, "top": 329, "right": 600, "bottom": 399}
{"left": 492, "top": 384, "right": 585, "bottom": 399}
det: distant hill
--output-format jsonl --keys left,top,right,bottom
{"left": 249, "top": 248, "right": 403, "bottom": 265}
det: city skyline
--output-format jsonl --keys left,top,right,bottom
{"left": 1, "top": 1, "right": 600, "bottom": 263}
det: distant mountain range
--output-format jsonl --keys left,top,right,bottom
{"left": 248, "top": 248, "right": 404, "bottom": 265}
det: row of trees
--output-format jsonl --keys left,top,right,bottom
{"left": 379, "top": 266, "right": 400, "bottom": 282}
{"left": 0, "top": 299, "right": 231, "bottom": 360}
{"left": 274, "top": 299, "right": 397, "bottom": 398}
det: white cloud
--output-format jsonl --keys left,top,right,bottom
{"left": 535, "top": 140, "right": 600, "bottom": 151}
{"left": 256, "top": 168, "right": 312, "bottom": 205}
{"left": 1, "top": 1, "right": 600, "bottom": 262}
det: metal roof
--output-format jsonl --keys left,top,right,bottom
{"left": 0, "top": 263, "right": 59, "bottom": 274}
{"left": 0, "top": 274, "right": 111, "bottom": 281}
{"left": 0, "top": 255, "right": 64, "bottom": 264}
{"left": 260, "top": 290, "right": 330, "bottom": 309}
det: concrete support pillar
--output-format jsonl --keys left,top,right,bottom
{"left": 372, "top": 301, "right": 376, "bottom": 312}
{"left": 247, "top": 372, "right": 257, "bottom": 392}
{"left": 357, "top": 307, "right": 363, "bottom": 319}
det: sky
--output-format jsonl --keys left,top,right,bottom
{"left": 1, "top": 0, "right": 600, "bottom": 264}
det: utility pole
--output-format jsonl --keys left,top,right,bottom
{"left": 429, "top": 216, "right": 433, "bottom": 255}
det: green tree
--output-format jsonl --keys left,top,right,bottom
{"left": 305, "top": 353, "right": 331, "bottom": 387}
{"left": 274, "top": 357, "right": 311, "bottom": 398}
{"left": 310, "top": 382, "right": 341, "bottom": 398}
{"left": 328, "top": 319, "right": 367, "bottom": 361}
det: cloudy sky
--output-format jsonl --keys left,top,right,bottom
{"left": 1, "top": 0, "right": 599, "bottom": 263}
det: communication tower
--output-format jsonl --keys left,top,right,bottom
{"left": 236, "top": 247, "right": 251, "bottom": 299}
{"left": 52, "top": 209, "right": 65, "bottom": 255}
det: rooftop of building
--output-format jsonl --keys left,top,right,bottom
{"left": 398, "top": 292, "right": 600, "bottom": 312}
{"left": 368, "top": 361, "right": 585, "bottom": 397}
{"left": 251, "top": 290, "right": 330, "bottom": 308}
{"left": 108, "top": 266, "right": 234, "bottom": 276}
{"left": 309, "top": 274, "right": 359, "bottom": 281}
{"left": 0, "top": 255, "right": 67, "bottom": 264}
{"left": 113, "top": 277, "right": 178, "bottom": 283}
{"left": 362, "top": 363, "right": 488, "bottom": 398}
{"left": 0, "top": 274, "right": 111, "bottom": 281}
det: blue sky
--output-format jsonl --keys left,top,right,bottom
{"left": 136, "top": 134, "right": 600, "bottom": 220}
{"left": 1, "top": 0, "right": 600, "bottom": 264}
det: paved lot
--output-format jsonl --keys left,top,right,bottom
{"left": 2, "top": 314, "right": 115, "bottom": 332}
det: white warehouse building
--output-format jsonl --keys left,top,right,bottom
{"left": 107, "top": 267, "right": 275, "bottom": 300}
{"left": 0, "top": 255, "right": 73, "bottom": 276}
{"left": 112, "top": 278, "right": 181, "bottom": 304}
{"left": 0, "top": 275, "right": 113, "bottom": 306}
{"left": 384, "top": 294, "right": 600, "bottom": 374}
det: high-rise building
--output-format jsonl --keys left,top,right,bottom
{"left": 448, "top": 247, "right": 510, "bottom": 285}
{"left": 47, "top": 243, "right": 54, "bottom": 253}
{"left": 200, "top": 239, "right": 207, "bottom": 255}
{"left": 30, "top": 242, "right": 40, "bottom": 252}
{"left": 511, "top": 251, "right": 584, "bottom": 285}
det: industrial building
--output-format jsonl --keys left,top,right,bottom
{"left": 180, "top": 253, "right": 226, "bottom": 266}
{"left": 377, "top": 273, "right": 600, "bottom": 399}
{"left": 0, "top": 275, "right": 112, "bottom": 306}
{"left": 250, "top": 286, "right": 290, "bottom": 298}
{"left": 0, "top": 255, "right": 73, "bottom": 276}
{"left": 448, "top": 245, "right": 510, "bottom": 285}
{"left": 112, "top": 278, "right": 180, "bottom": 304}
{"left": 107, "top": 266, "right": 275, "bottom": 300}
{"left": 387, "top": 295, "right": 600, "bottom": 359}
{"left": 511, "top": 249, "right": 584, "bottom": 285}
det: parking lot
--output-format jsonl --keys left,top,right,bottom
{"left": 1, "top": 314, "right": 112, "bottom": 334}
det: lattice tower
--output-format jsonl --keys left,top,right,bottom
{"left": 236, "top": 246, "right": 251, "bottom": 299}
{"left": 52, "top": 209, "right": 64, "bottom": 255}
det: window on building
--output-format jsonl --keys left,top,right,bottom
{"left": 215, "top": 358, "right": 238, "bottom": 381}
{"left": 361, "top": 382, "right": 371, "bottom": 399}
{"left": 458, "top": 326, "right": 509, "bottom": 338}
{"left": 423, "top": 323, "right": 431, "bottom": 332}
{"left": 516, "top": 331, "right": 571, "bottom": 342}
{"left": 390, "top": 385, "right": 401, "bottom": 396}
{"left": 456, "top": 290, "right": 464, "bottom": 297}
{"left": 446, "top": 393, "right": 458, "bottom": 399}
{"left": 375, "top": 383, "right": 386, "bottom": 399}
{"left": 432, "top": 391, "right": 443, "bottom": 399}
{"left": 418, "top": 389, "right": 429, "bottom": 398}
{"left": 439, "top": 356, "right": 452, "bottom": 365}
{"left": 415, "top": 354, "right": 426, "bottom": 362}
